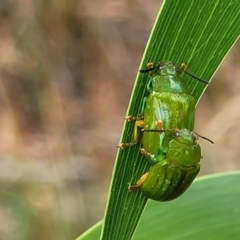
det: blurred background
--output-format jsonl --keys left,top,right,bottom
{"left": 0, "top": 0, "right": 239, "bottom": 239}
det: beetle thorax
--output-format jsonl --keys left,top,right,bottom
{"left": 158, "top": 63, "right": 177, "bottom": 76}
{"left": 152, "top": 75, "right": 188, "bottom": 94}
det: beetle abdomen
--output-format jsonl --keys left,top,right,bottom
{"left": 140, "top": 159, "right": 200, "bottom": 201}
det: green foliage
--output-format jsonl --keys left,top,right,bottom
{"left": 77, "top": 172, "right": 240, "bottom": 240}
{"left": 78, "top": 0, "right": 240, "bottom": 239}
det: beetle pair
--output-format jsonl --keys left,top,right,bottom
{"left": 118, "top": 62, "right": 213, "bottom": 201}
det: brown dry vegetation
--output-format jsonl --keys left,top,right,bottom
{"left": 0, "top": 0, "right": 239, "bottom": 239}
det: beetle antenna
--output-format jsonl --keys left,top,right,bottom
{"left": 194, "top": 131, "right": 214, "bottom": 144}
{"left": 139, "top": 67, "right": 155, "bottom": 73}
{"left": 139, "top": 61, "right": 156, "bottom": 73}
{"left": 184, "top": 70, "right": 209, "bottom": 84}
{"left": 140, "top": 62, "right": 209, "bottom": 84}
{"left": 141, "top": 129, "right": 170, "bottom": 133}
{"left": 141, "top": 128, "right": 179, "bottom": 133}
{"left": 179, "top": 63, "right": 209, "bottom": 84}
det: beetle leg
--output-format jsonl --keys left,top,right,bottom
{"left": 128, "top": 172, "right": 149, "bottom": 192}
{"left": 140, "top": 148, "right": 166, "bottom": 164}
{"left": 118, "top": 119, "right": 144, "bottom": 149}
{"left": 140, "top": 148, "right": 158, "bottom": 164}
{"left": 124, "top": 115, "right": 143, "bottom": 122}
{"left": 140, "top": 148, "right": 154, "bottom": 158}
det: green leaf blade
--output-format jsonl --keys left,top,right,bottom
{"left": 134, "top": 172, "right": 240, "bottom": 240}
{"left": 77, "top": 172, "right": 240, "bottom": 240}
{"left": 75, "top": 0, "right": 240, "bottom": 239}
{"left": 99, "top": 0, "right": 240, "bottom": 239}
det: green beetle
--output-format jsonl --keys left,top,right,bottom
{"left": 119, "top": 61, "right": 208, "bottom": 161}
{"left": 118, "top": 62, "right": 211, "bottom": 201}
{"left": 129, "top": 128, "right": 201, "bottom": 201}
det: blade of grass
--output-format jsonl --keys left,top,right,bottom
{"left": 134, "top": 172, "right": 240, "bottom": 240}
{"left": 80, "top": 0, "right": 240, "bottom": 239}
{"left": 77, "top": 172, "right": 240, "bottom": 240}
{"left": 100, "top": 0, "right": 240, "bottom": 239}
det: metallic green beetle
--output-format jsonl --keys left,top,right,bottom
{"left": 129, "top": 128, "right": 201, "bottom": 201}
{"left": 119, "top": 62, "right": 208, "bottom": 161}
{"left": 118, "top": 62, "right": 211, "bottom": 201}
